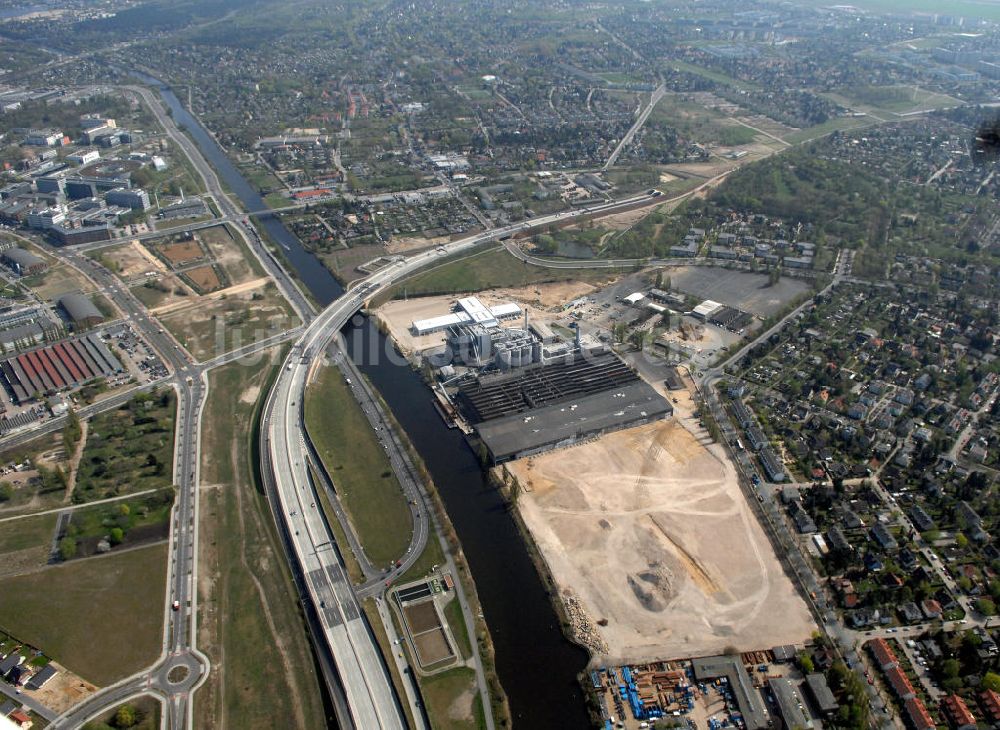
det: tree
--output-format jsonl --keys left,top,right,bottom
{"left": 943, "top": 677, "right": 964, "bottom": 692}
{"left": 798, "top": 652, "right": 815, "bottom": 673}
{"left": 508, "top": 477, "right": 522, "bottom": 508}
{"left": 58, "top": 536, "right": 77, "bottom": 561}
{"left": 109, "top": 527, "right": 124, "bottom": 545}
{"left": 983, "top": 672, "right": 1000, "bottom": 693}
{"left": 941, "top": 658, "right": 961, "bottom": 679}
{"left": 975, "top": 598, "right": 996, "bottom": 616}
{"left": 63, "top": 408, "right": 82, "bottom": 454}
{"left": 956, "top": 533, "right": 970, "bottom": 550}
{"left": 0, "top": 481, "right": 11, "bottom": 503}
{"left": 114, "top": 703, "right": 137, "bottom": 728}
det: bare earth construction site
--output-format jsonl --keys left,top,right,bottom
{"left": 507, "top": 413, "right": 815, "bottom": 664}
{"left": 376, "top": 270, "right": 816, "bottom": 666}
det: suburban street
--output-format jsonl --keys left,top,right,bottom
{"left": 38, "top": 78, "right": 320, "bottom": 729}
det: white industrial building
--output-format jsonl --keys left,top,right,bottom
{"left": 67, "top": 149, "right": 100, "bottom": 166}
{"left": 412, "top": 296, "right": 521, "bottom": 335}
{"left": 692, "top": 300, "right": 724, "bottom": 320}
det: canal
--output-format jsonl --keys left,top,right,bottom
{"left": 144, "top": 76, "right": 591, "bottom": 728}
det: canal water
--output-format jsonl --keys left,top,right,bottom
{"left": 143, "top": 75, "right": 591, "bottom": 727}
{"left": 342, "top": 320, "right": 591, "bottom": 729}
{"left": 131, "top": 72, "right": 343, "bottom": 305}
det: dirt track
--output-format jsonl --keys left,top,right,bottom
{"left": 508, "top": 418, "right": 814, "bottom": 664}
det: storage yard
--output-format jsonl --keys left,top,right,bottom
{"left": 506, "top": 418, "right": 814, "bottom": 663}
{"left": 665, "top": 267, "right": 811, "bottom": 319}
{"left": 592, "top": 651, "right": 835, "bottom": 730}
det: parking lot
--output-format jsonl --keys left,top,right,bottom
{"left": 665, "top": 267, "right": 811, "bottom": 319}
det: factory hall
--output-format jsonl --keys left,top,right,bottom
{"left": 409, "top": 296, "right": 673, "bottom": 464}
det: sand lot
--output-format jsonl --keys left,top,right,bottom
{"left": 185, "top": 264, "right": 223, "bottom": 293}
{"left": 26, "top": 664, "right": 97, "bottom": 713}
{"left": 99, "top": 240, "right": 166, "bottom": 281}
{"left": 155, "top": 279, "right": 297, "bottom": 361}
{"left": 507, "top": 419, "right": 814, "bottom": 663}
{"left": 159, "top": 240, "right": 204, "bottom": 266}
{"left": 198, "top": 224, "right": 260, "bottom": 285}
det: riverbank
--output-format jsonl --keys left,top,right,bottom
{"left": 362, "top": 371, "right": 512, "bottom": 728}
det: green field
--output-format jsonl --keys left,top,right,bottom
{"left": 444, "top": 596, "right": 472, "bottom": 660}
{"left": 64, "top": 488, "right": 174, "bottom": 543}
{"left": 195, "top": 351, "right": 327, "bottom": 730}
{"left": 420, "top": 666, "right": 482, "bottom": 730}
{"left": 665, "top": 59, "right": 759, "bottom": 91}
{"left": 130, "top": 281, "right": 172, "bottom": 309}
{"left": 0, "top": 513, "right": 57, "bottom": 555}
{"left": 304, "top": 365, "right": 412, "bottom": 566}
{"left": 74, "top": 390, "right": 176, "bottom": 503}
{"left": 239, "top": 164, "right": 285, "bottom": 198}
{"left": 649, "top": 96, "right": 758, "bottom": 147}
{"left": 398, "top": 531, "right": 445, "bottom": 584}
{"left": 0, "top": 543, "right": 167, "bottom": 686}
{"left": 311, "top": 464, "right": 366, "bottom": 583}
{"left": 264, "top": 192, "right": 289, "bottom": 208}
{"left": 595, "top": 71, "right": 650, "bottom": 86}
{"left": 784, "top": 115, "right": 874, "bottom": 144}
{"left": 826, "top": 86, "right": 963, "bottom": 117}
{"left": 158, "top": 281, "right": 298, "bottom": 361}
{"left": 384, "top": 245, "right": 615, "bottom": 300}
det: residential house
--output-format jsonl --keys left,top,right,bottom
{"left": 827, "top": 526, "right": 851, "bottom": 553}
{"left": 922, "top": 598, "right": 943, "bottom": 620}
{"left": 8, "top": 709, "right": 32, "bottom": 729}
{"left": 868, "top": 638, "right": 898, "bottom": 671}
{"left": 910, "top": 506, "right": 936, "bottom": 532}
{"left": 941, "top": 694, "right": 977, "bottom": 730}
{"left": 0, "top": 653, "right": 24, "bottom": 679}
{"left": 956, "top": 501, "right": 989, "bottom": 542}
{"left": 885, "top": 666, "right": 916, "bottom": 700}
{"left": 905, "top": 697, "right": 936, "bottom": 730}
{"left": 25, "top": 664, "right": 56, "bottom": 690}
{"left": 871, "top": 523, "right": 898, "bottom": 551}
{"left": 978, "top": 689, "right": 1000, "bottom": 725}
{"left": 898, "top": 602, "right": 923, "bottom": 624}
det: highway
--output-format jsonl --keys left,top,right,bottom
{"left": 264, "top": 333, "right": 405, "bottom": 729}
